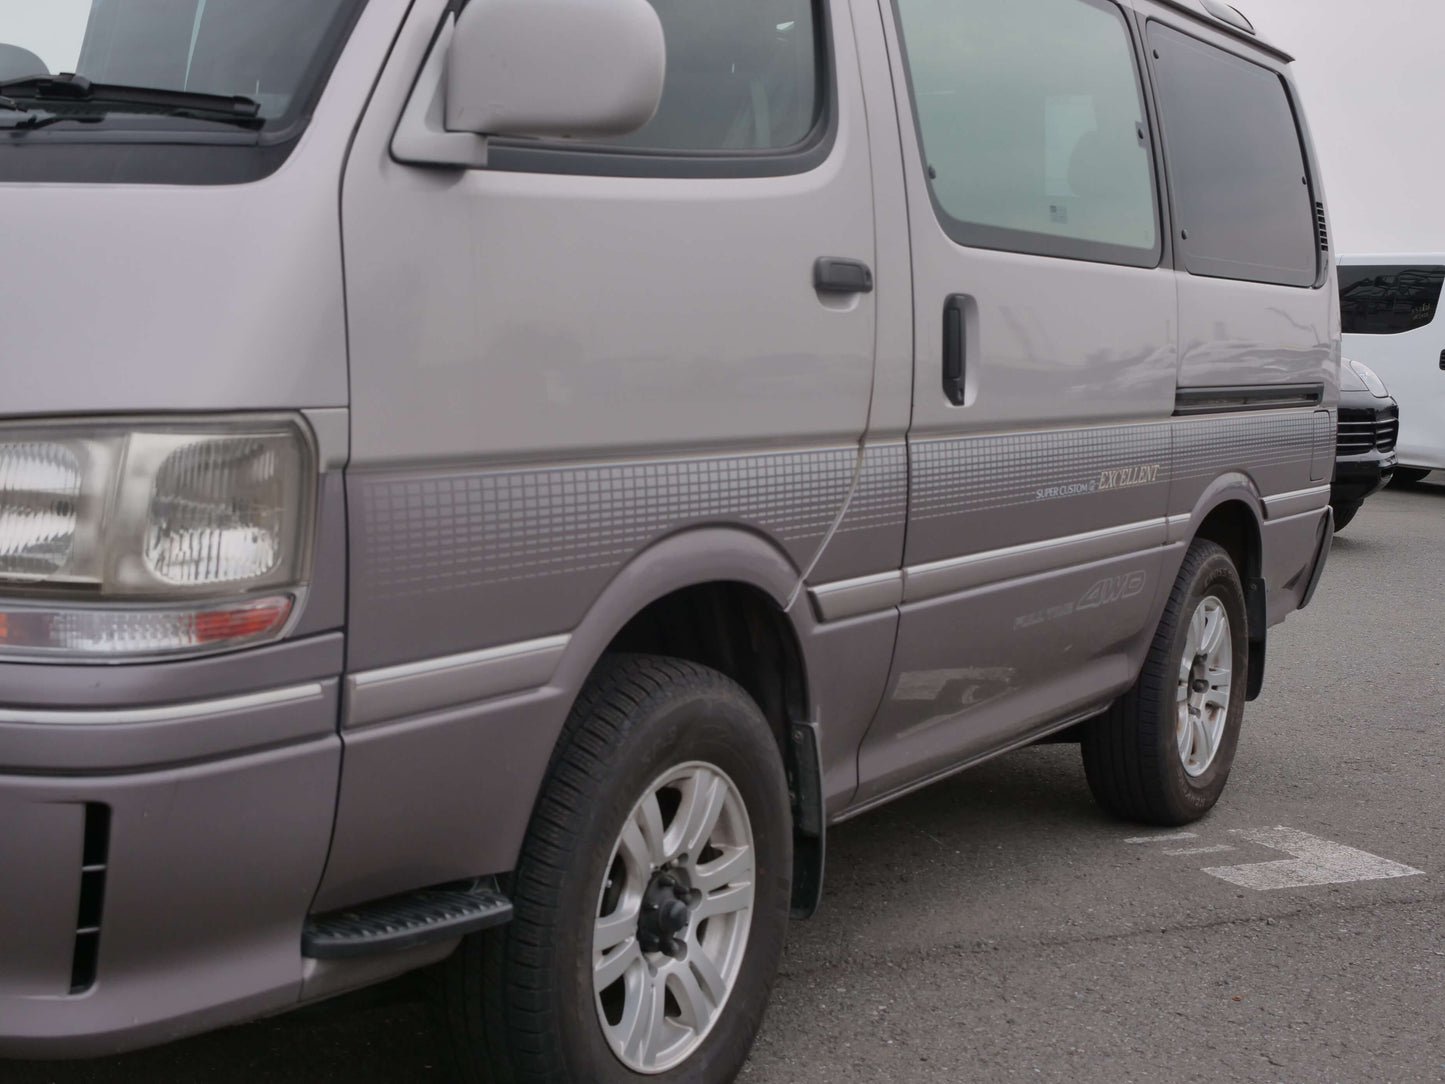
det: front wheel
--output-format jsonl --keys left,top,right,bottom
{"left": 441, "top": 654, "right": 792, "bottom": 1084}
{"left": 1081, "top": 539, "right": 1249, "bottom": 825}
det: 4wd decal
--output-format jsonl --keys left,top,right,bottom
{"left": 1076, "top": 570, "right": 1148, "bottom": 610}
{"left": 1014, "top": 570, "right": 1148, "bottom": 629}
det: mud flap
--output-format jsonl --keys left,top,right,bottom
{"left": 1298, "top": 507, "right": 1335, "bottom": 611}
{"left": 788, "top": 721, "right": 825, "bottom": 919}
{"left": 1245, "top": 575, "right": 1267, "bottom": 702}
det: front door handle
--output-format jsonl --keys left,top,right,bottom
{"left": 814, "top": 257, "right": 873, "bottom": 295}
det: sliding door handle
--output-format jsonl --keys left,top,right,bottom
{"left": 814, "top": 257, "right": 873, "bottom": 294}
{"left": 943, "top": 294, "right": 967, "bottom": 405}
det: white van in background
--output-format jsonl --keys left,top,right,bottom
{"left": 1339, "top": 257, "right": 1445, "bottom": 480}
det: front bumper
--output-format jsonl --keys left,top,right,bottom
{"left": 0, "top": 641, "right": 343, "bottom": 1059}
{"left": 1332, "top": 450, "right": 1397, "bottom": 507}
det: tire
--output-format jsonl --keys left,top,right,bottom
{"left": 1081, "top": 540, "right": 1249, "bottom": 826}
{"left": 1331, "top": 501, "right": 1360, "bottom": 531}
{"left": 441, "top": 653, "right": 792, "bottom": 1084}
{"left": 1389, "top": 467, "right": 1432, "bottom": 487}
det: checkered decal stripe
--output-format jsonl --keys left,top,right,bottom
{"left": 355, "top": 448, "right": 858, "bottom": 598}
{"left": 910, "top": 424, "right": 1173, "bottom": 522}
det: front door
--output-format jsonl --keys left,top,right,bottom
{"left": 339, "top": 0, "right": 880, "bottom": 673}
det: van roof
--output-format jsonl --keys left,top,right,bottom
{"left": 1148, "top": 0, "right": 1294, "bottom": 63}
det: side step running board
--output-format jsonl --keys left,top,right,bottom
{"left": 302, "top": 878, "right": 512, "bottom": 959}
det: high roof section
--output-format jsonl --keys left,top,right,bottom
{"left": 1150, "top": 0, "right": 1294, "bottom": 62}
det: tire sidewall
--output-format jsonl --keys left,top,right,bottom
{"left": 1152, "top": 550, "right": 1249, "bottom": 819}
{"left": 550, "top": 681, "right": 792, "bottom": 1084}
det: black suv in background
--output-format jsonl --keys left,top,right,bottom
{"left": 1332, "top": 358, "right": 1399, "bottom": 529}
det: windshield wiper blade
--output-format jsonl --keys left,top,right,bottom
{"left": 0, "top": 74, "right": 263, "bottom": 127}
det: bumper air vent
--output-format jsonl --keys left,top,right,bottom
{"left": 71, "top": 803, "right": 111, "bottom": 994}
{"left": 1337, "top": 405, "right": 1398, "bottom": 456}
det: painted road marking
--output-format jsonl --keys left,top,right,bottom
{"left": 1201, "top": 827, "right": 1424, "bottom": 891}
{"left": 1164, "top": 844, "right": 1235, "bottom": 856}
{"left": 1123, "top": 832, "right": 1198, "bottom": 844}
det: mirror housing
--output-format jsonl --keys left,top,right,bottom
{"left": 445, "top": 0, "right": 666, "bottom": 140}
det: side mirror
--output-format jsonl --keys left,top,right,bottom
{"left": 446, "top": 0, "right": 666, "bottom": 140}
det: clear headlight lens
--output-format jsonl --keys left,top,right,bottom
{"left": 144, "top": 435, "right": 300, "bottom": 586}
{"left": 0, "top": 417, "right": 315, "bottom": 661}
{"left": 1348, "top": 359, "right": 1390, "bottom": 399}
{"left": 0, "top": 443, "right": 82, "bottom": 582}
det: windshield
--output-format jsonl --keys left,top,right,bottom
{"left": 0, "top": 0, "right": 360, "bottom": 128}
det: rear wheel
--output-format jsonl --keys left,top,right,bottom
{"left": 1389, "top": 467, "right": 1432, "bottom": 487}
{"left": 441, "top": 654, "right": 792, "bottom": 1084}
{"left": 1081, "top": 540, "right": 1248, "bottom": 826}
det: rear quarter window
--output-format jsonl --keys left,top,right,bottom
{"left": 1148, "top": 23, "right": 1319, "bottom": 287}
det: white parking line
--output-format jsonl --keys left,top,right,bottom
{"left": 1201, "top": 827, "right": 1424, "bottom": 890}
{"left": 1123, "top": 831, "right": 1198, "bottom": 844}
{"left": 1163, "top": 844, "right": 1235, "bottom": 856}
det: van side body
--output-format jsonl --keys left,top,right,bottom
{"left": 0, "top": 0, "right": 1336, "bottom": 1063}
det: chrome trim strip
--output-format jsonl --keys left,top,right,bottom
{"left": 902, "top": 518, "right": 1169, "bottom": 604}
{"left": 808, "top": 571, "right": 904, "bottom": 622}
{"left": 345, "top": 634, "right": 570, "bottom": 729}
{"left": 0, "top": 682, "right": 325, "bottom": 727}
{"left": 1262, "top": 485, "right": 1331, "bottom": 520}
{"left": 1166, "top": 513, "right": 1193, "bottom": 544}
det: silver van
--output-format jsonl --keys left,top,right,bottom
{"left": 0, "top": 0, "right": 1337, "bottom": 1078}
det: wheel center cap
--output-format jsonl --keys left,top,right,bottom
{"left": 637, "top": 872, "right": 691, "bottom": 957}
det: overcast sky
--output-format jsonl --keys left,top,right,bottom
{"left": 1, "top": 0, "right": 1439, "bottom": 255}
{"left": 1235, "top": 0, "right": 1442, "bottom": 256}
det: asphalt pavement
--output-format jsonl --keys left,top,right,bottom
{"left": 9, "top": 479, "right": 1444, "bottom": 1084}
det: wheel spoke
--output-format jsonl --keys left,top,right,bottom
{"left": 635, "top": 792, "right": 668, "bottom": 867}
{"left": 667, "top": 959, "right": 718, "bottom": 1033}
{"left": 618, "top": 818, "right": 653, "bottom": 878}
{"left": 692, "top": 844, "right": 753, "bottom": 894}
{"left": 1177, "top": 706, "right": 1193, "bottom": 759}
{"left": 620, "top": 965, "right": 666, "bottom": 1067}
{"left": 695, "top": 881, "right": 754, "bottom": 921}
{"left": 594, "top": 937, "right": 643, "bottom": 992}
{"left": 1190, "top": 711, "right": 1212, "bottom": 765}
{"left": 1201, "top": 687, "right": 1230, "bottom": 717}
{"left": 670, "top": 768, "right": 728, "bottom": 859}
{"left": 1199, "top": 604, "right": 1227, "bottom": 657}
{"left": 1186, "top": 606, "right": 1205, "bottom": 662}
{"left": 687, "top": 942, "right": 731, "bottom": 1006}
{"left": 594, "top": 901, "right": 640, "bottom": 956}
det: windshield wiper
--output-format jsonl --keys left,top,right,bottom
{"left": 0, "top": 74, "right": 263, "bottom": 129}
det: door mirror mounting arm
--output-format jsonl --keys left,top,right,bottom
{"left": 391, "top": 14, "right": 490, "bottom": 169}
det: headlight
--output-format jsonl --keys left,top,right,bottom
{"left": 0, "top": 416, "right": 315, "bottom": 660}
{"left": 1348, "top": 359, "right": 1390, "bottom": 399}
